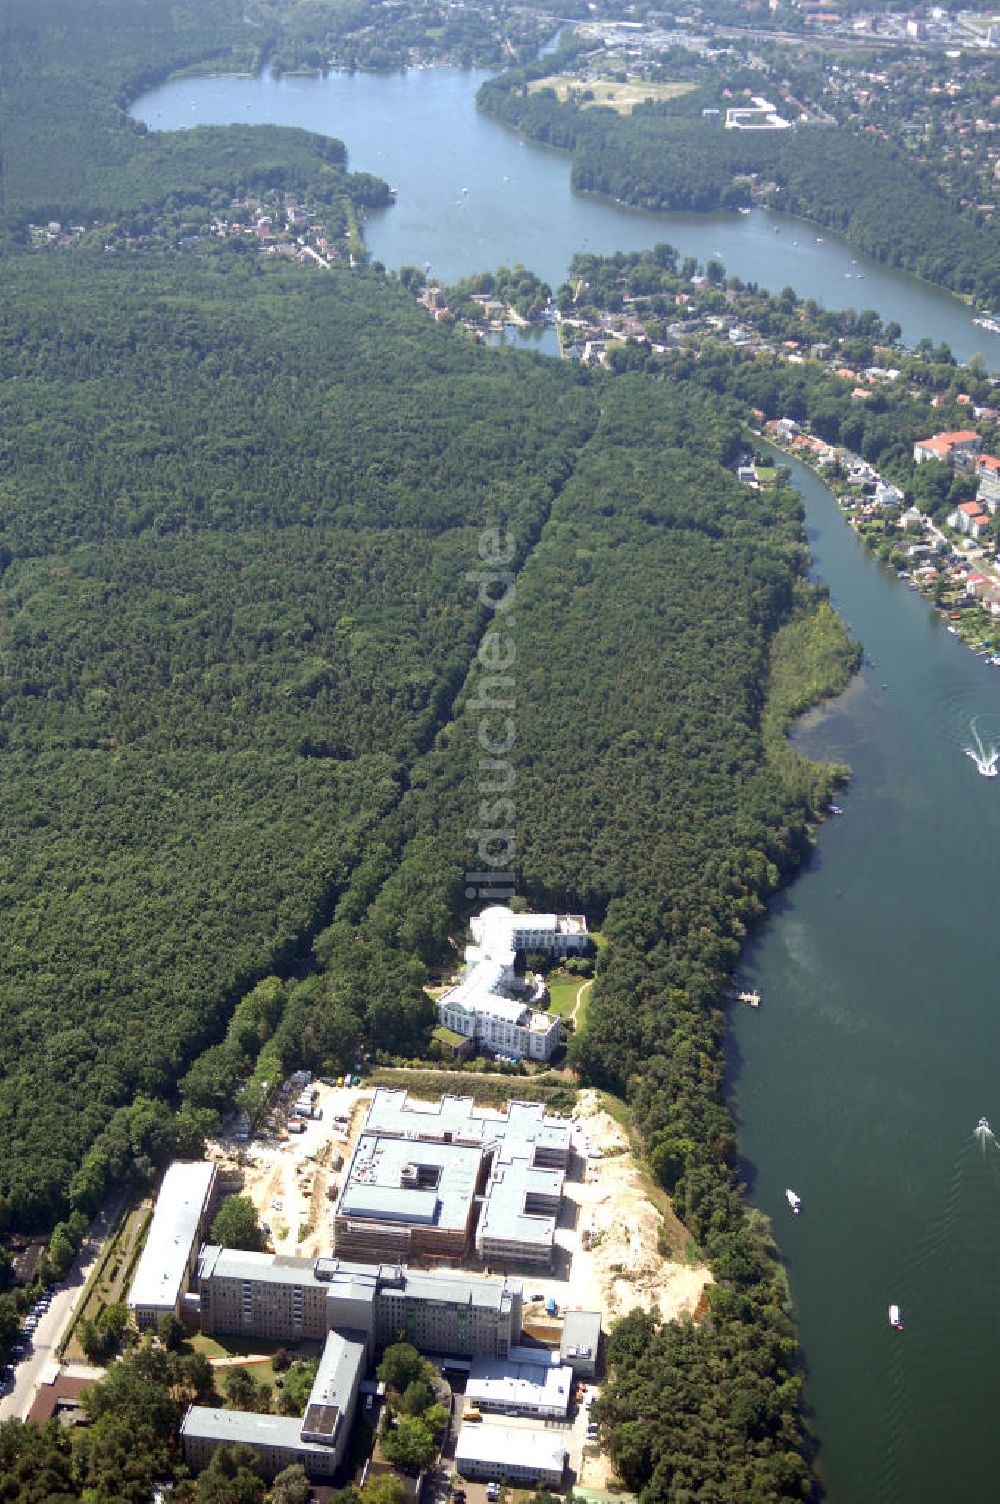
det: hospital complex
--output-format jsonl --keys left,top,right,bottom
{"left": 128, "top": 911, "right": 598, "bottom": 1487}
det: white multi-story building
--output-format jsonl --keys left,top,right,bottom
{"left": 437, "top": 906, "right": 587, "bottom": 1062}
{"left": 128, "top": 1161, "right": 218, "bottom": 1330}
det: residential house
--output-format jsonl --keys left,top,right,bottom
{"left": 913, "top": 430, "right": 983, "bottom": 470}
{"left": 976, "top": 453, "right": 1000, "bottom": 512}
{"left": 949, "top": 501, "right": 991, "bottom": 539}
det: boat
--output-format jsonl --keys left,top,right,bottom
{"left": 785, "top": 1189, "right": 802, "bottom": 1214}
{"left": 888, "top": 1304, "right": 904, "bottom": 1331}
{"left": 976, "top": 1116, "right": 991, "bottom": 1134}
{"left": 829, "top": 804, "right": 844, "bottom": 816}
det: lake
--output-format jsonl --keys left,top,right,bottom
{"left": 133, "top": 66, "right": 1000, "bottom": 368}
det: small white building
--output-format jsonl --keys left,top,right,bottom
{"left": 455, "top": 1423, "right": 567, "bottom": 1485}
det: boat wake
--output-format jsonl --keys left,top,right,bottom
{"left": 963, "top": 719, "right": 999, "bottom": 778}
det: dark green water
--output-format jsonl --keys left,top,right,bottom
{"left": 731, "top": 452, "right": 1000, "bottom": 1503}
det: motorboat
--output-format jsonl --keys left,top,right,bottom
{"left": 889, "top": 1304, "right": 904, "bottom": 1331}
{"left": 829, "top": 804, "right": 844, "bottom": 816}
{"left": 785, "top": 1189, "right": 802, "bottom": 1214}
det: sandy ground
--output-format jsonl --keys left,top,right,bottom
{"left": 207, "top": 1083, "right": 373, "bottom": 1259}
{"left": 542, "top": 1090, "right": 712, "bottom": 1328}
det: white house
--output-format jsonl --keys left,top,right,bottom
{"left": 436, "top": 907, "right": 587, "bottom": 1062}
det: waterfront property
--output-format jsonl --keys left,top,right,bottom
{"left": 436, "top": 906, "right": 587, "bottom": 1062}
{"left": 128, "top": 1161, "right": 217, "bottom": 1330}
{"left": 181, "top": 1328, "right": 365, "bottom": 1479}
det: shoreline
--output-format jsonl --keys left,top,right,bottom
{"left": 754, "top": 429, "right": 1000, "bottom": 669}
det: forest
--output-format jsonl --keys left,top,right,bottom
{"left": 477, "top": 66, "right": 1000, "bottom": 307}
{"left": 0, "top": 0, "right": 867, "bottom": 1496}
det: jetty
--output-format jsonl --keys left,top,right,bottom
{"left": 725, "top": 987, "right": 761, "bottom": 1009}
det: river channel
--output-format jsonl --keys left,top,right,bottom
{"left": 133, "top": 65, "right": 1000, "bottom": 368}
{"left": 733, "top": 451, "right": 1000, "bottom": 1504}
{"left": 135, "top": 65, "right": 1000, "bottom": 1502}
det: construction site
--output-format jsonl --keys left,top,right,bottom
{"left": 205, "top": 1080, "right": 710, "bottom": 1336}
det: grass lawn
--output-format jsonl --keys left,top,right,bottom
{"left": 528, "top": 74, "right": 695, "bottom": 115}
{"left": 547, "top": 978, "right": 580, "bottom": 1017}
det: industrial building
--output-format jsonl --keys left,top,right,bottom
{"left": 181, "top": 1328, "right": 365, "bottom": 1480}
{"left": 128, "top": 1161, "right": 218, "bottom": 1330}
{"left": 196, "top": 1246, "right": 524, "bottom": 1359}
{"left": 334, "top": 1091, "right": 570, "bottom": 1268}
{"left": 466, "top": 1348, "right": 574, "bottom": 1419}
{"left": 436, "top": 905, "right": 588, "bottom": 1063}
{"left": 455, "top": 1423, "right": 567, "bottom": 1485}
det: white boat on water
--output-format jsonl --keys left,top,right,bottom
{"left": 889, "top": 1304, "right": 904, "bottom": 1331}
{"left": 786, "top": 1189, "right": 802, "bottom": 1214}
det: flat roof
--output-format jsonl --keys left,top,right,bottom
{"left": 198, "top": 1246, "right": 326, "bottom": 1288}
{"left": 199, "top": 1248, "right": 521, "bottom": 1313}
{"left": 467, "top": 1356, "right": 573, "bottom": 1413}
{"left": 478, "top": 1160, "right": 563, "bottom": 1249}
{"left": 129, "top": 1161, "right": 216, "bottom": 1313}
{"left": 337, "top": 1133, "right": 481, "bottom": 1234}
{"left": 389, "top": 1268, "right": 521, "bottom": 1312}
{"left": 303, "top": 1330, "right": 366, "bottom": 1439}
{"left": 560, "top": 1309, "right": 602, "bottom": 1357}
{"left": 340, "top": 1185, "right": 440, "bottom": 1224}
{"left": 364, "top": 1090, "right": 570, "bottom": 1159}
{"left": 456, "top": 1423, "right": 567, "bottom": 1473}
{"left": 181, "top": 1407, "right": 335, "bottom": 1457}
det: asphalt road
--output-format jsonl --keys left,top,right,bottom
{"left": 0, "top": 1195, "right": 123, "bottom": 1422}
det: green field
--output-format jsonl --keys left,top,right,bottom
{"left": 527, "top": 74, "right": 696, "bottom": 116}
{"left": 547, "top": 977, "right": 581, "bottom": 1018}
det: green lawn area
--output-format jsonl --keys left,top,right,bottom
{"left": 547, "top": 978, "right": 580, "bottom": 1017}
{"left": 527, "top": 74, "right": 695, "bottom": 115}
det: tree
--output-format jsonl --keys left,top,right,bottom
{"left": 158, "top": 1310, "right": 185, "bottom": 1351}
{"left": 270, "top": 1463, "right": 311, "bottom": 1504}
{"left": 381, "top": 1414, "right": 437, "bottom": 1472}
{"left": 195, "top": 1444, "right": 267, "bottom": 1504}
{"left": 402, "top": 1378, "right": 432, "bottom": 1415}
{"left": 223, "top": 1366, "right": 262, "bottom": 1412}
{"left": 210, "top": 1194, "right": 265, "bottom": 1253}
{"left": 363, "top": 1479, "right": 404, "bottom": 1504}
{"left": 377, "top": 1341, "right": 425, "bottom": 1392}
